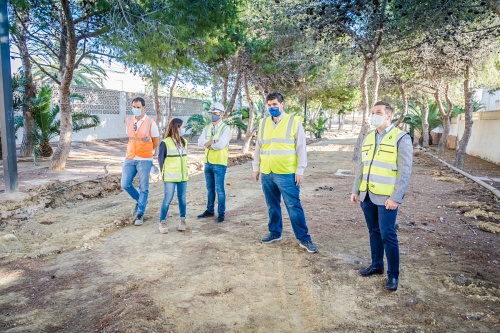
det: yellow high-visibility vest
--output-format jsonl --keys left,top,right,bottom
{"left": 204, "top": 123, "right": 229, "bottom": 166}
{"left": 161, "top": 137, "right": 188, "bottom": 182}
{"left": 359, "top": 127, "right": 407, "bottom": 196}
{"left": 259, "top": 113, "right": 301, "bottom": 174}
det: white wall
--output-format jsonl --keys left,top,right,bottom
{"left": 15, "top": 86, "right": 203, "bottom": 145}
{"left": 452, "top": 110, "right": 500, "bottom": 164}
{"left": 479, "top": 89, "right": 500, "bottom": 111}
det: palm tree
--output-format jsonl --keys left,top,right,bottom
{"left": 404, "top": 101, "right": 442, "bottom": 144}
{"left": 306, "top": 111, "right": 328, "bottom": 139}
{"left": 33, "top": 62, "right": 107, "bottom": 88}
{"left": 30, "top": 86, "right": 100, "bottom": 157}
{"left": 402, "top": 100, "right": 480, "bottom": 145}
{"left": 184, "top": 113, "right": 211, "bottom": 139}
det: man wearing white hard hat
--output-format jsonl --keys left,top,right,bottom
{"left": 197, "top": 102, "right": 231, "bottom": 222}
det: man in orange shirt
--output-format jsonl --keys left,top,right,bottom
{"left": 121, "top": 97, "right": 159, "bottom": 225}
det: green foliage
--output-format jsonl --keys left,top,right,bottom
{"left": 28, "top": 86, "right": 100, "bottom": 157}
{"left": 225, "top": 110, "right": 247, "bottom": 132}
{"left": 109, "top": 0, "right": 244, "bottom": 82}
{"left": 401, "top": 100, "right": 482, "bottom": 140}
{"left": 185, "top": 114, "right": 211, "bottom": 139}
{"left": 32, "top": 62, "right": 107, "bottom": 88}
{"left": 11, "top": 74, "right": 27, "bottom": 112}
{"left": 402, "top": 102, "right": 443, "bottom": 140}
{"left": 305, "top": 111, "right": 328, "bottom": 139}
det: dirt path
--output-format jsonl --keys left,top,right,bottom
{"left": 1, "top": 131, "right": 499, "bottom": 332}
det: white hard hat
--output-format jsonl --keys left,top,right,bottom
{"left": 209, "top": 102, "right": 225, "bottom": 113}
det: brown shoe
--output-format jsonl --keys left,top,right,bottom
{"left": 177, "top": 219, "right": 186, "bottom": 231}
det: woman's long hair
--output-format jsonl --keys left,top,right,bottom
{"left": 164, "top": 118, "right": 187, "bottom": 148}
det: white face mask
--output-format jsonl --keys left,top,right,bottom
{"left": 370, "top": 114, "right": 385, "bottom": 128}
{"left": 132, "top": 107, "right": 142, "bottom": 117}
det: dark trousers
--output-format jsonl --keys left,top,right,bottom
{"left": 360, "top": 193, "right": 400, "bottom": 279}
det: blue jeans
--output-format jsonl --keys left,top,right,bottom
{"left": 360, "top": 193, "right": 400, "bottom": 279}
{"left": 204, "top": 163, "right": 227, "bottom": 215}
{"left": 121, "top": 158, "right": 152, "bottom": 215}
{"left": 261, "top": 172, "right": 311, "bottom": 242}
{"left": 160, "top": 181, "right": 187, "bottom": 221}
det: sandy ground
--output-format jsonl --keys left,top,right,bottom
{"left": 0, "top": 129, "right": 499, "bottom": 332}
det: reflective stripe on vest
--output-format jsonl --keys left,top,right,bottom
{"left": 259, "top": 113, "right": 300, "bottom": 174}
{"left": 162, "top": 137, "right": 188, "bottom": 182}
{"left": 126, "top": 115, "right": 155, "bottom": 159}
{"left": 204, "top": 123, "right": 229, "bottom": 165}
{"left": 359, "top": 127, "right": 407, "bottom": 196}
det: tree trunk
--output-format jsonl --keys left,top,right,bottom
{"left": 393, "top": 82, "right": 408, "bottom": 128}
{"left": 41, "top": 140, "right": 53, "bottom": 157}
{"left": 439, "top": 116, "right": 450, "bottom": 156}
{"left": 222, "top": 74, "right": 228, "bottom": 107}
{"left": 421, "top": 98, "right": 430, "bottom": 147}
{"left": 50, "top": 0, "right": 77, "bottom": 170}
{"left": 224, "top": 71, "right": 241, "bottom": 117}
{"left": 242, "top": 74, "right": 254, "bottom": 154}
{"left": 438, "top": 85, "right": 453, "bottom": 156}
{"left": 372, "top": 57, "right": 380, "bottom": 105}
{"left": 211, "top": 75, "right": 217, "bottom": 102}
{"left": 434, "top": 88, "right": 453, "bottom": 157}
{"left": 454, "top": 65, "right": 475, "bottom": 168}
{"left": 167, "top": 72, "right": 179, "bottom": 125}
{"left": 16, "top": 10, "right": 36, "bottom": 157}
{"left": 251, "top": 75, "right": 267, "bottom": 117}
{"left": 353, "top": 60, "right": 372, "bottom": 165}
{"left": 152, "top": 76, "right": 162, "bottom": 136}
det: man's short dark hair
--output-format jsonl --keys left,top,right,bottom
{"left": 266, "top": 92, "right": 284, "bottom": 103}
{"left": 132, "top": 97, "right": 146, "bottom": 107}
{"left": 374, "top": 101, "right": 393, "bottom": 114}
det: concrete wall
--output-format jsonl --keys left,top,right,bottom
{"left": 450, "top": 110, "right": 500, "bottom": 164}
{"left": 15, "top": 86, "right": 203, "bottom": 145}
{"left": 480, "top": 90, "right": 500, "bottom": 111}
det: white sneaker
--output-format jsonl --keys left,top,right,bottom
{"left": 159, "top": 222, "right": 168, "bottom": 234}
{"left": 134, "top": 214, "right": 144, "bottom": 226}
{"left": 178, "top": 219, "right": 186, "bottom": 231}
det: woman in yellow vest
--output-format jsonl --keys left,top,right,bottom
{"left": 157, "top": 118, "right": 188, "bottom": 234}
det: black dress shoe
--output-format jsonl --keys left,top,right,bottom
{"left": 359, "top": 265, "right": 384, "bottom": 277}
{"left": 197, "top": 210, "right": 214, "bottom": 218}
{"left": 216, "top": 214, "right": 225, "bottom": 223}
{"left": 384, "top": 278, "right": 398, "bottom": 291}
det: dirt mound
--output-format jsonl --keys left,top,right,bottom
{"left": 227, "top": 154, "right": 253, "bottom": 167}
{"left": 0, "top": 175, "right": 123, "bottom": 222}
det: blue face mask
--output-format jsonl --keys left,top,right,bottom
{"left": 180, "top": 128, "right": 186, "bottom": 136}
{"left": 211, "top": 114, "right": 221, "bottom": 122}
{"left": 268, "top": 107, "right": 281, "bottom": 117}
{"left": 132, "top": 107, "right": 142, "bottom": 117}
